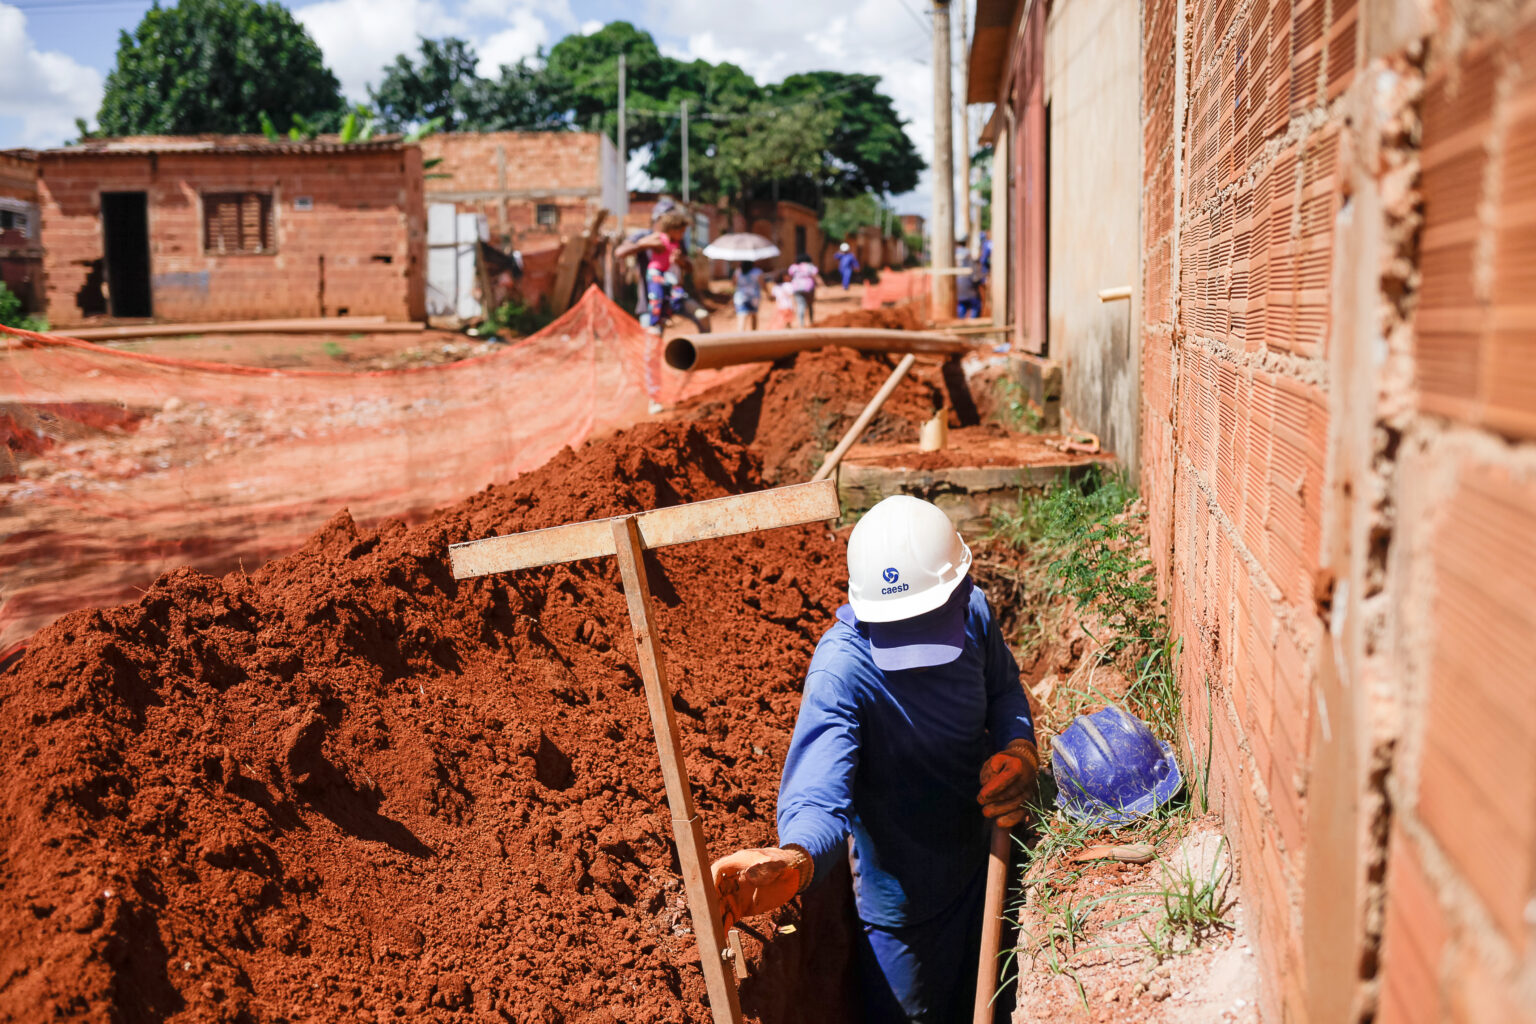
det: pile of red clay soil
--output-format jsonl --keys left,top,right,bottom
{"left": 813, "top": 305, "right": 924, "bottom": 332}
{"left": 0, "top": 419, "right": 859, "bottom": 1024}
{"left": 675, "top": 347, "right": 948, "bottom": 483}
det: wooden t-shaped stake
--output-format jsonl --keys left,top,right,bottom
{"left": 449, "top": 480, "right": 842, "bottom": 1024}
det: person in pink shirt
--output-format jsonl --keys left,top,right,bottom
{"left": 787, "top": 252, "right": 820, "bottom": 327}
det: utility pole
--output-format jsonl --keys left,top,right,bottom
{"left": 931, "top": 0, "right": 955, "bottom": 317}
{"left": 955, "top": 0, "right": 972, "bottom": 251}
{"left": 617, "top": 53, "right": 628, "bottom": 236}
{"left": 681, "top": 100, "right": 690, "bottom": 205}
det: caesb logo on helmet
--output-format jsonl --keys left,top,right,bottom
{"left": 847, "top": 495, "right": 972, "bottom": 623}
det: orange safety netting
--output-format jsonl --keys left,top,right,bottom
{"left": 0, "top": 286, "right": 744, "bottom": 653}
{"left": 862, "top": 269, "right": 928, "bottom": 309}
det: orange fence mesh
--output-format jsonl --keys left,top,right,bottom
{"left": 861, "top": 269, "right": 928, "bottom": 309}
{"left": 0, "top": 286, "right": 743, "bottom": 652}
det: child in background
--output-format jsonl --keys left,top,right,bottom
{"left": 787, "top": 252, "right": 819, "bottom": 327}
{"left": 772, "top": 273, "right": 796, "bottom": 330}
{"left": 733, "top": 261, "right": 765, "bottom": 331}
{"left": 635, "top": 211, "right": 691, "bottom": 413}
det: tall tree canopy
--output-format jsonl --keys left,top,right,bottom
{"left": 772, "top": 72, "right": 925, "bottom": 197}
{"left": 95, "top": 0, "right": 343, "bottom": 136}
{"left": 370, "top": 37, "right": 483, "bottom": 132}
{"left": 369, "top": 38, "right": 571, "bottom": 132}
{"left": 543, "top": 22, "right": 681, "bottom": 156}
{"left": 366, "top": 22, "right": 925, "bottom": 217}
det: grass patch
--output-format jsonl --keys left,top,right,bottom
{"left": 994, "top": 377, "right": 1044, "bottom": 433}
{"left": 479, "top": 298, "right": 553, "bottom": 337}
{"left": 0, "top": 282, "right": 47, "bottom": 333}
{"left": 983, "top": 468, "right": 1232, "bottom": 980}
{"left": 323, "top": 340, "right": 345, "bottom": 359}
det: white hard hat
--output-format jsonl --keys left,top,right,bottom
{"left": 847, "top": 495, "right": 972, "bottom": 623}
{"left": 840, "top": 242, "right": 851, "bottom": 252}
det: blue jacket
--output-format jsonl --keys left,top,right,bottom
{"left": 776, "top": 584, "right": 1033, "bottom": 927}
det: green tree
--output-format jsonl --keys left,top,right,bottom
{"left": 644, "top": 60, "right": 762, "bottom": 199}
{"left": 545, "top": 22, "right": 682, "bottom": 157}
{"left": 370, "top": 37, "right": 483, "bottom": 132}
{"left": 772, "top": 72, "right": 924, "bottom": 197}
{"left": 711, "top": 105, "right": 837, "bottom": 221}
{"left": 469, "top": 57, "right": 573, "bottom": 131}
{"left": 96, "top": 0, "right": 343, "bottom": 136}
{"left": 821, "top": 192, "right": 895, "bottom": 244}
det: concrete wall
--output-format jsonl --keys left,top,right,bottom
{"left": 1139, "top": 0, "right": 1536, "bottom": 1018}
{"left": 1043, "top": 0, "right": 1142, "bottom": 476}
{"left": 38, "top": 145, "right": 425, "bottom": 325}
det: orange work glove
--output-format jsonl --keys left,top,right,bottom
{"left": 709, "top": 845, "right": 812, "bottom": 933}
{"left": 977, "top": 738, "right": 1040, "bottom": 827}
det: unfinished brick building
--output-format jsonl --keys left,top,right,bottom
{"left": 34, "top": 136, "right": 426, "bottom": 327}
{"left": 419, "top": 131, "right": 622, "bottom": 250}
{"left": 0, "top": 150, "right": 41, "bottom": 312}
{"left": 972, "top": 0, "right": 1536, "bottom": 1019}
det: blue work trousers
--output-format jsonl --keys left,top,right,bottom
{"left": 956, "top": 296, "right": 982, "bottom": 319}
{"left": 854, "top": 859, "right": 1018, "bottom": 1023}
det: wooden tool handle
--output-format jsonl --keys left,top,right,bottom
{"left": 972, "top": 823, "right": 1012, "bottom": 1024}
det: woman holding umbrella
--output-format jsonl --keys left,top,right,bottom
{"left": 703, "top": 232, "right": 780, "bottom": 332}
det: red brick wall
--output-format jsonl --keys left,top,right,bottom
{"left": 421, "top": 132, "right": 604, "bottom": 250}
{"left": 1140, "top": 0, "right": 1536, "bottom": 1018}
{"left": 0, "top": 152, "right": 36, "bottom": 205}
{"left": 38, "top": 146, "right": 424, "bottom": 325}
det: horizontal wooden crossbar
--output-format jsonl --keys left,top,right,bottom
{"left": 448, "top": 479, "right": 840, "bottom": 578}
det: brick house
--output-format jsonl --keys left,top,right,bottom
{"left": 0, "top": 150, "right": 41, "bottom": 312}
{"left": 34, "top": 136, "right": 426, "bottom": 327}
{"left": 419, "top": 131, "right": 621, "bottom": 250}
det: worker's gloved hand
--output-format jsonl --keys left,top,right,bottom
{"left": 710, "top": 845, "right": 812, "bottom": 933}
{"left": 977, "top": 738, "right": 1040, "bottom": 828}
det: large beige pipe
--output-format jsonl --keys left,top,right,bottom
{"left": 664, "top": 329, "right": 970, "bottom": 372}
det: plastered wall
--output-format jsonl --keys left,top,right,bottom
{"left": 1138, "top": 0, "right": 1536, "bottom": 1018}
{"left": 1044, "top": 0, "right": 1143, "bottom": 475}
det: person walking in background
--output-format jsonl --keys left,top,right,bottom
{"left": 613, "top": 210, "right": 693, "bottom": 414}
{"left": 836, "top": 242, "right": 861, "bottom": 290}
{"left": 788, "top": 252, "right": 819, "bottom": 327}
{"left": 733, "top": 261, "right": 765, "bottom": 331}
{"left": 772, "top": 272, "right": 796, "bottom": 330}
{"left": 955, "top": 237, "right": 986, "bottom": 319}
{"left": 614, "top": 197, "right": 712, "bottom": 339}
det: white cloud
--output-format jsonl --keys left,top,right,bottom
{"left": 294, "top": 0, "right": 469, "bottom": 100}
{"left": 295, "top": 0, "right": 578, "bottom": 99}
{"left": 580, "top": 19, "right": 603, "bottom": 35}
{"left": 476, "top": 8, "right": 549, "bottom": 76}
{"left": 644, "top": 0, "right": 954, "bottom": 210}
{"left": 0, "top": 3, "right": 103, "bottom": 148}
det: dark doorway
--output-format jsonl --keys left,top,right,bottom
{"left": 101, "top": 192, "right": 151, "bottom": 317}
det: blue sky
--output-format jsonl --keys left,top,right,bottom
{"left": 0, "top": 0, "right": 968, "bottom": 213}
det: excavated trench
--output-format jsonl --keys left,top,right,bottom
{"left": 0, "top": 342, "right": 950, "bottom": 1023}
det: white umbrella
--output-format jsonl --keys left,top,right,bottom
{"left": 702, "top": 233, "right": 780, "bottom": 261}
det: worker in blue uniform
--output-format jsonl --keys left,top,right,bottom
{"left": 711, "top": 495, "right": 1038, "bottom": 1023}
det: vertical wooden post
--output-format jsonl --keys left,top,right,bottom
{"left": 610, "top": 516, "right": 744, "bottom": 1024}
{"left": 971, "top": 823, "right": 1013, "bottom": 1024}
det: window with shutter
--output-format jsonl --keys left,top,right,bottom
{"left": 203, "top": 192, "right": 274, "bottom": 253}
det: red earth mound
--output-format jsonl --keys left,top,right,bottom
{"left": 0, "top": 419, "right": 858, "bottom": 1024}
{"left": 675, "top": 347, "right": 947, "bottom": 483}
{"left": 813, "top": 305, "right": 924, "bottom": 332}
